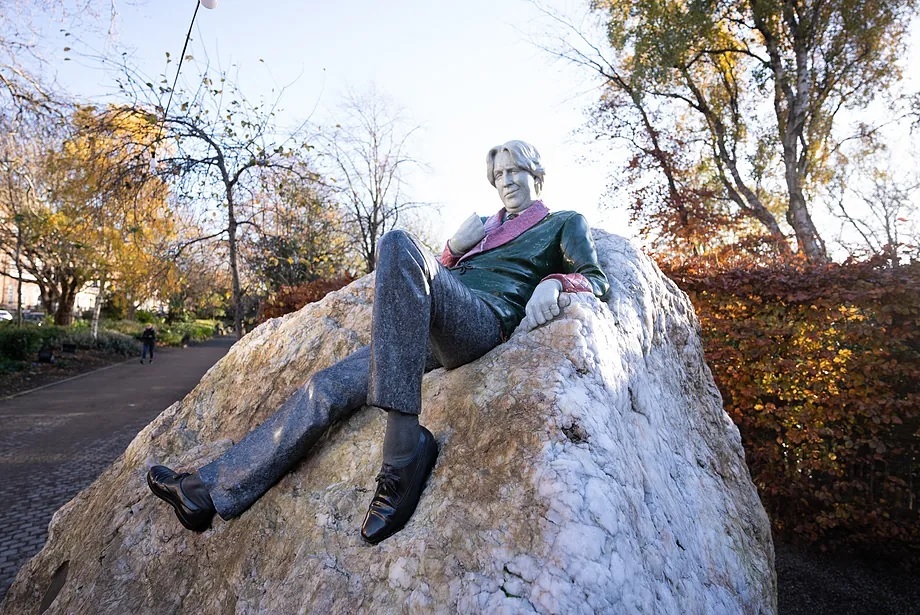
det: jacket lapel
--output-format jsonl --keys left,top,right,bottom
{"left": 457, "top": 201, "right": 550, "bottom": 264}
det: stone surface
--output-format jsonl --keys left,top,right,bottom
{"left": 0, "top": 231, "right": 776, "bottom": 614}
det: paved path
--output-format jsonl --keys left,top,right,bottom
{"left": 0, "top": 337, "right": 234, "bottom": 601}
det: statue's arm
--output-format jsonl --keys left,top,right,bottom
{"left": 525, "top": 214, "right": 609, "bottom": 327}
{"left": 439, "top": 244, "right": 461, "bottom": 268}
{"left": 543, "top": 213, "right": 609, "bottom": 298}
{"left": 439, "top": 214, "right": 487, "bottom": 267}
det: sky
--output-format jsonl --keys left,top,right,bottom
{"left": 28, "top": 0, "right": 920, "bottom": 253}
{"left": 36, "top": 0, "right": 633, "bottom": 243}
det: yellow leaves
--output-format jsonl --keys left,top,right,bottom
{"left": 25, "top": 105, "right": 177, "bottom": 301}
{"left": 832, "top": 348, "right": 852, "bottom": 364}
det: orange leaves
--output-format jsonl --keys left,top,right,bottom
{"left": 258, "top": 274, "right": 355, "bottom": 322}
{"left": 665, "top": 258, "right": 920, "bottom": 555}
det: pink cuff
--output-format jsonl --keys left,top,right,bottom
{"left": 439, "top": 242, "right": 461, "bottom": 267}
{"left": 542, "top": 273, "right": 592, "bottom": 293}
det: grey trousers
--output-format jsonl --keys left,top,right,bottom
{"left": 198, "top": 230, "right": 503, "bottom": 519}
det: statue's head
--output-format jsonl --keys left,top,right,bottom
{"left": 486, "top": 140, "right": 545, "bottom": 214}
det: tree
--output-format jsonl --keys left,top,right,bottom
{"left": 0, "top": 104, "right": 173, "bottom": 325}
{"left": 1, "top": 1, "right": 120, "bottom": 115}
{"left": 0, "top": 107, "right": 49, "bottom": 325}
{"left": 1, "top": 0, "right": 61, "bottom": 113}
{"left": 551, "top": 0, "right": 918, "bottom": 262}
{"left": 118, "top": 61, "right": 320, "bottom": 338}
{"left": 829, "top": 146, "right": 920, "bottom": 266}
{"left": 166, "top": 237, "right": 230, "bottom": 322}
{"left": 0, "top": 109, "right": 94, "bottom": 326}
{"left": 61, "top": 105, "right": 175, "bottom": 333}
{"left": 246, "top": 175, "right": 354, "bottom": 292}
{"left": 317, "top": 88, "right": 428, "bottom": 274}
{"left": 0, "top": 2, "right": 165, "bottom": 327}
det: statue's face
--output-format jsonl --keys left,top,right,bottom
{"left": 492, "top": 150, "right": 538, "bottom": 214}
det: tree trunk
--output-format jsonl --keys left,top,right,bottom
{"left": 679, "top": 67, "right": 795, "bottom": 256}
{"left": 54, "top": 280, "right": 77, "bottom": 326}
{"left": 91, "top": 275, "right": 107, "bottom": 340}
{"left": 15, "top": 224, "right": 23, "bottom": 327}
{"left": 39, "top": 291, "right": 54, "bottom": 316}
{"left": 785, "top": 179, "right": 826, "bottom": 263}
{"left": 754, "top": 1, "right": 828, "bottom": 264}
{"left": 227, "top": 195, "right": 243, "bottom": 339}
{"left": 38, "top": 276, "right": 57, "bottom": 320}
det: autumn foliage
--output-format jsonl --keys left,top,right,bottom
{"left": 663, "top": 258, "right": 920, "bottom": 555}
{"left": 258, "top": 274, "right": 356, "bottom": 322}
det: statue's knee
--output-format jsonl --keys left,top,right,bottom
{"left": 380, "top": 229, "right": 412, "bottom": 246}
{"left": 376, "top": 230, "right": 418, "bottom": 266}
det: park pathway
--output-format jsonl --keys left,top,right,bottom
{"left": 0, "top": 337, "right": 234, "bottom": 601}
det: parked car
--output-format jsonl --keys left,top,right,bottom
{"left": 0, "top": 309, "right": 13, "bottom": 321}
{"left": 23, "top": 312, "right": 45, "bottom": 325}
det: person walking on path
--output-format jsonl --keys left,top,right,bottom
{"left": 141, "top": 324, "right": 156, "bottom": 364}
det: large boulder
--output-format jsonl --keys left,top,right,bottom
{"left": 1, "top": 231, "right": 775, "bottom": 614}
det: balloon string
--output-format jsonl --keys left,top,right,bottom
{"left": 156, "top": 1, "right": 201, "bottom": 145}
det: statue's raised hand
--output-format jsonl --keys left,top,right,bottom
{"left": 524, "top": 279, "right": 562, "bottom": 328}
{"left": 448, "top": 214, "right": 486, "bottom": 254}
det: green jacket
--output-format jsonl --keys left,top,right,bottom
{"left": 445, "top": 208, "right": 609, "bottom": 336}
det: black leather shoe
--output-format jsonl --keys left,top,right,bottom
{"left": 361, "top": 426, "right": 439, "bottom": 544}
{"left": 146, "top": 466, "right": 216, "bottom": 532}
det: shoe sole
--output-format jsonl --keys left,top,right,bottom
{"left": 362, "top": 434, "right": 439, "bottom": 545}
{"left": 146, "top": 472, "right": 211, "bottom": 532}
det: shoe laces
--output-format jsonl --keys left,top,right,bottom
{"left": 375, "top": 465, "right": 400, "bottom": 492}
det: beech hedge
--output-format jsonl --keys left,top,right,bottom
{"left": 258, "top": 274, "right": 356, "bottom": 322}
{"left": 664, "top": 259, "right": 920, "bottom": 556}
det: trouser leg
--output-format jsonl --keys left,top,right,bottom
{"left": 198, "top": 346, "right": 371, "bottom": 519}
{"left": 368, "top": 230, "right": 503, "bottom": 415}
{"left": 196, "top": 231, "right": 501, "bottom": 519}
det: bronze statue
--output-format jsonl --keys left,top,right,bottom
{"left": 147, "top": 140, "right": 609, "bottom": 543}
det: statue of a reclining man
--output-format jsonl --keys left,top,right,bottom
{"left": 147, "top": 139, "right": 610, "bottom": 544}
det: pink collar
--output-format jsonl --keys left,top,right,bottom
{"left": 457, "top": 200, "right": 550, "bottom": 264}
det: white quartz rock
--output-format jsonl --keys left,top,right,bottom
{"left": 1, "top": 230, "right": 775, "bottom": 614}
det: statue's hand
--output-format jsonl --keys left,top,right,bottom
{"left": 524, "top": 279, "right": 563, "bottom": 327}
{"left": 448, "top": 214, "right": 486, "bottom": 254}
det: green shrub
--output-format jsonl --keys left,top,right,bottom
{"left": 0, "top": 327, "right": 45, "bottom": 360}
{"left": 0, "top": 356, "right": 23, "bottom": 374}
{"left": 157, "top": 328, "right": 182, "bottom": 346}
{"left": 135, "top": 310, "right": 157, "bottom": 324}
{"left": 102, "top": 319, "right": 145, "bottom": 338}
{"left": 36, "top": 325, "right": 69, "bottom": 348}
{"left": 56, "top": 328, "right": 140, "bottom": 355}
{"left": 0, "top": 317, "right": 215, "bottom": 360}
{"left": 157, "top": 321, "right": 213, "bottom": 346}
{"left": 96, "top": 330, "right": 142, "bottom": 355}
